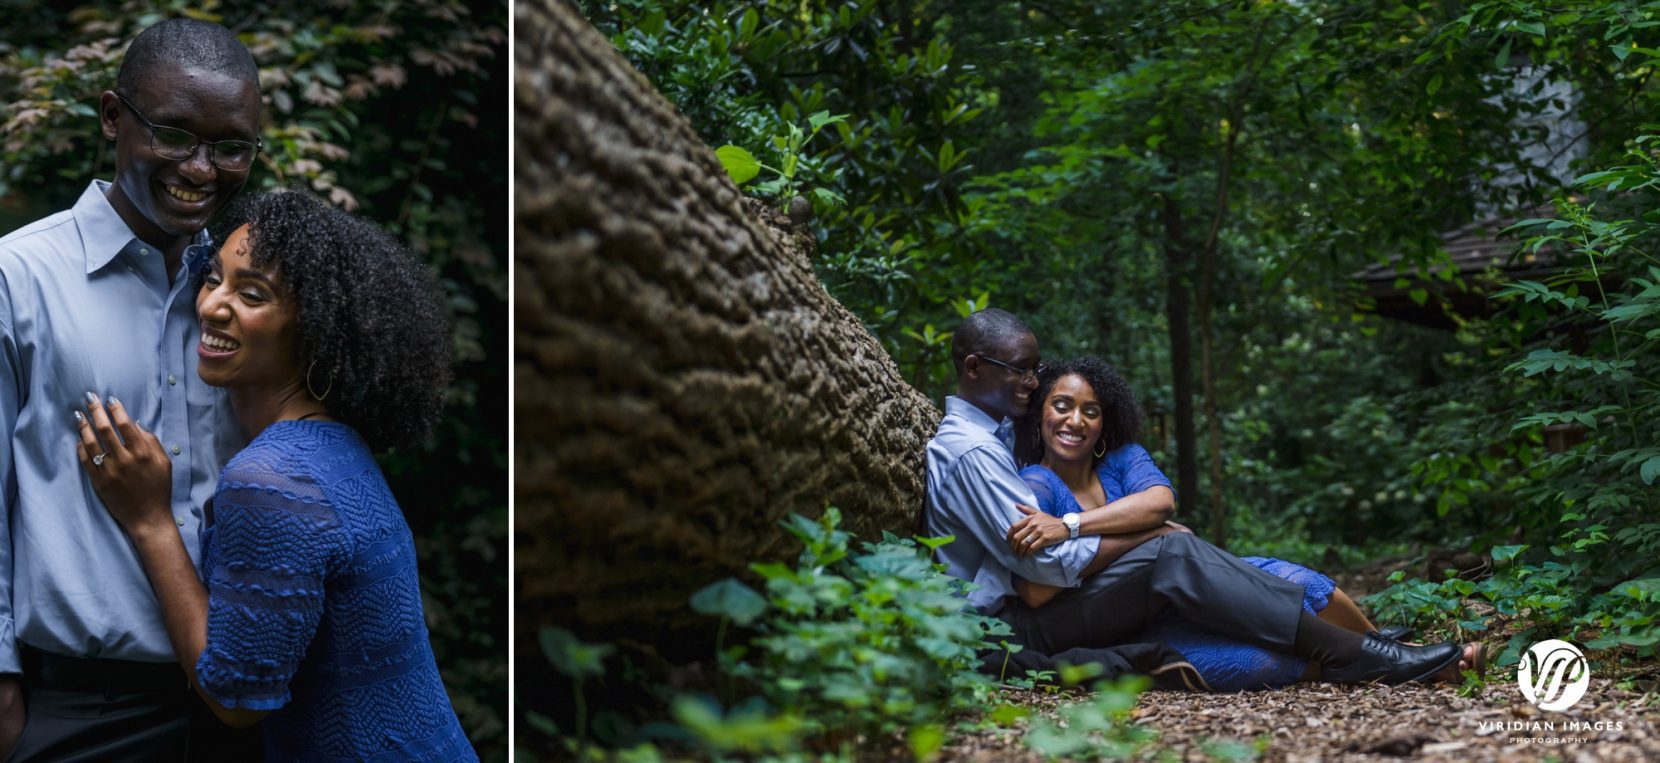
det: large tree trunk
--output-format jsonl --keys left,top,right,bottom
{"left": 1197, "top": 114, "right": 1242, "bottom": 550}
{"left": 514, "top": 0, "right": 939, "bottom": 660}
{"left": 1159, "top": 194, "right": 1199, "bottom": 516}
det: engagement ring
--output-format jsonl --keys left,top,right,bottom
{"left": 92, "top": 452, "right": 106, "bottom": 467}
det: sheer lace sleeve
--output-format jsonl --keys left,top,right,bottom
{"left": 1019, "top": 465, "right": 1060, "bottom": 516}
{"left": 1111, "top": 444, "right": 1176, "bottom": 502}
{"left": 1019, "top": 465, "right": 1085, "bottom": 517}
{"left": 194, "top": 457, "right": 348, "bottom": 710}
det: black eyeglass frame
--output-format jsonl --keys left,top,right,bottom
{"left": 114, "top": 92, "right": 262, "bottom": 172}
{"left": 975, "top": 353, "right": 1042, "bottom": 382}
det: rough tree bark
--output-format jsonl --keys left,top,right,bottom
{"left": 1159, "top": 193, "right": 1200, "bottom": 516}
{"left": 515, "top": 0, "right": 940, "bottom": 659}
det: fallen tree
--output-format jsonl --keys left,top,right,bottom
{"left": 515, "top": 0, "right": 940, "bottom": 664}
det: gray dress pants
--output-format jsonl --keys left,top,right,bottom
{"left": 997, "top": 532, "right": 1307, "bottom": 656}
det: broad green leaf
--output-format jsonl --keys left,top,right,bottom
{"left": 1641, "top": 456, "right": 1660, "bottom": 485}
{"left": 1491, "top": 544, "right": 1527, "bottom": 563}
{"left": 915, "top": 535, "right": 955, "bottom": 551}
{"left": 671, "top": 695, "right": 801, "bottom": 754}
{"left": 690, "top": 578, "right": 768, "bottom": 625}
{"left": 715, "top": 145, "right": 761, "bottom": 185}
{"left": 807, "top": 111, "right": 847, "bottom": 132}
{"left": 539, "top": 626, "right": 613, "bottom": 679}
{"left": 909, "top": 724, "right": 945, "bottom": 762}
{"left": 1426, "top": 74, "right": 1443, "bottom": 97}
{"left": 523, "top": 709, "right": 560, "bottom": 737}
{"left": 1586, "top": 632, "right": 1660, "bottom": 649}
{"left": 987, "top": 703, "right": 1030, "bottom": 726}
{"left": 1571, "top": 169, "right": 1618, "bottom": 187}
{"left": 750, "top": 561, "right": 793, "bottom": 580}
{"left": 1057, "top": 660, "right": 1104, "bottom": 686}
{"left": 811, "top": 186, "right": 845, "bottom": 207}
{"left": 1601, "top": 303, "right": 1654, "bottom": 323}
{"left": 1615, "top": 578, "right": 1660, "bottom": 598}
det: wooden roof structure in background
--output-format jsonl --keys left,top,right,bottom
{"left": 1355, "top": 204, "right": 1564, "bottom": 330}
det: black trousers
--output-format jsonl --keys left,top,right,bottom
{"left": 997, "top": 532, "right": 1307, "bottom": 657}
{"left": 6, "top": 650, "right": 262, "bottom": 762}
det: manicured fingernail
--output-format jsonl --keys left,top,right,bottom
{"left": 108, "top": 396, "right": 120, "bottom": 408}
{"left": 73, "top": 410, "right": 84, "bottom": 425}
{"left": 84, "top": 391, "right": 97, "bottom": 406}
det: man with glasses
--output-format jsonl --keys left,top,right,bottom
{"left": 925, "top": 309, "right": 1460, "bottom": 688}
{"left": 0, "top": 18, "right": 261, "bottom": 760}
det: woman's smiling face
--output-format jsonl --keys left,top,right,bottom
{"left": 1041, "top": 373, "right": 1104, "bottom": 465}
{"left": 195, "top": 223, "right": 302, "bottom": 390}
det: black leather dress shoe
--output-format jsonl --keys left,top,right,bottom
{"left": 1322, "top": 635, "right": 1461, "bottom": 685}
{"left": 1374, "top": 625, "right": 1415, "bottom": 642}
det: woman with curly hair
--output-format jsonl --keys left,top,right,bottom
{"left": 71, "top": 189, "right": 476, "bottom": 760}
{"left": 1007, "top": 357, "right": 1481, "bottom": 690}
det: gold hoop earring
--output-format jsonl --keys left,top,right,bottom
{"left": 306, "top": 359, "right": 334, "bottom": 401}
{"left": 1093, "top": 438, "right": 1107, "bottom": 459}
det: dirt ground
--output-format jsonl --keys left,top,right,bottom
{"left": 934, "top": 558, "right": 1660, "bottom": 762}
{"left": 939, "top": 677, "right": 1658, "bottom": 762}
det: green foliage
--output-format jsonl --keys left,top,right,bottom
{"left": 518, "top": 509, "right": 1036, "bottom": 759}
{"left": 1429, "top": 120, "right": 1660, "bottom": 656}
{"left": 1023, "top": 676, "right": 1156, "bottom": 762}
{"left": 717, "top": 111, "right": 849, "bottom": 206}
{"left": 568, "top": 0, "right": 1660, "bottom": 754}
{"left": 578, "top": 0, "right": 994, "bottom": 395}
{"left": 690, "top": 578, "right": 768, "bottom": 626}
{"left": 0, "top": 3, "right": 506, "bottom": 758}
{"left": 730, "top": 509, "right": 1002, "bottom": 744}
{"left": 541, "top": 627, "right": 616, "bottom": 681}
{"left": 670, "top": 695, "right": 806, "bottom": 757}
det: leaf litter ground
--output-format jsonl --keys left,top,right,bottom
{"left": 929, "top": 564, "right": 1660, "bottom": 762}
{"left": 935, "top": 677, "right": 1657, "bottom": 762}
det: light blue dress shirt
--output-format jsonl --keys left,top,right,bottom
{"left": 924, "top": 396, "right": 1100, "bottom": 615}
{"left": 0, "top": 180, "right": 244, "bottom": 669}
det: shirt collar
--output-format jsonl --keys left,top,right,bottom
{"left": 944, "top": 395, "right": 1010, "bottom": 436}
{"left": 73, "top": 179, "right": 211, "bottom": 275}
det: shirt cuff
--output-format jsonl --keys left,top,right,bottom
{"left": 1054, "top": 534, "right": 1101, "bottom": 587}
{"left": 0, "top": 616, "right": 18, "bottom": 674}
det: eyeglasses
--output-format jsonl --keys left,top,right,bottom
{"left": 976, "top": 354, "right": 1042, "bottom": 382}
{"left": 115, "top": 93, "right": 261, "bottom": 172}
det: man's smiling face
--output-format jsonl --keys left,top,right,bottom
{"left": 968, "top": 330, "right": 1041, "bottom": 422}
{"left": 102, "top": 63, "right": 261, "bottom": 246}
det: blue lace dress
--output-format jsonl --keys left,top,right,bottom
{"left": 1019, "top": 444, "right": 1335, "bottom": 691}
{"left": 196, "top": 420, "right": 477, "bottom": 761}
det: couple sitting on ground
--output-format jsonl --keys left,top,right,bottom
{"left": 925, "top": 309, "right": 1483, "bottom": 691}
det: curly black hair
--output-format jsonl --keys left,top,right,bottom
{"left": 208, "top": 189, "right": 451, "bottom": 451}
{"left": 1013, "top": 356, "right": 1143, "bottom": 470}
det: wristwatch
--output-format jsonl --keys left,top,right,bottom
{"left": 1061, "top": 512, "right": 1080, "bottom": 539}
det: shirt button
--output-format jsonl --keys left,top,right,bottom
{"left": 168, "top": 374, "right": 177, "bottom": 385}
{"left": 139, "top": 248, "right": 149, "bottom": 256}
{"left": 176, "top": 517, "right": 185, "bottom": 527}
{"left": 170, "top": 444, "right": 181, "bottom": 455}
